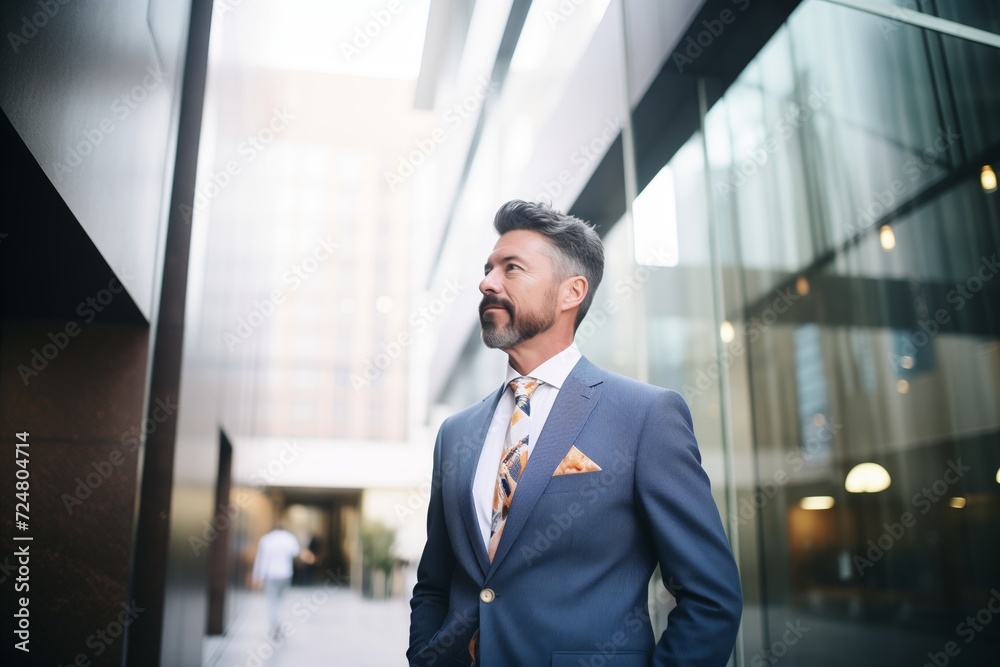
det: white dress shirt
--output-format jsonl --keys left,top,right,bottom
{"left": 472, "top": 342, "right": 582, "bottom": 549}
{"left": 252, "top": 529, "right": 301, "bottom": 581}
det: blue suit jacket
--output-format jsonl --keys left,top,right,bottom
{"left": 408, "top": 357, "right": 742, "bottom": 667}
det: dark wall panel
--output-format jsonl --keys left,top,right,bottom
{"left": 0, "top": 320, "right": 149, "bottom": 667}
{"left": 0, "top": 0, "right": 191, "bottom": 320}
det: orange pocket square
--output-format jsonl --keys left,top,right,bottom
{"left": 553, "top": 446, "right": 602, "bottom": 476}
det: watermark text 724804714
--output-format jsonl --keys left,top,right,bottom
{"left": 14, "top": 431, "right": 32, "bottom": 654}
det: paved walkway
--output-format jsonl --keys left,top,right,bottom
{"left": 204, "top": 586, "right": 410, "bottom": 667}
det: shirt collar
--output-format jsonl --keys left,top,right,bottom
{"left": 503, "top": 342, "right": 581, "bottom": 391}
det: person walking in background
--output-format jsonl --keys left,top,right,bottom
{"left": 252, "top": 520, "right": 315, "bottom": 638}
{"left": 291, "top": 533, "right": 321, "bottom": 585}
{"left": 408, "top": 200, "right": 742, "bottom": 666}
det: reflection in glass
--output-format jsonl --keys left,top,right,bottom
{"left": 844, "top": 463, "right": 892, "bottom": 493}
{"left": 693, "top": 0, "right": 999, "bottom": 663}
{"left": 633, "top": 165, "right": 679, "bottom": 267}
{"left": 982, "top": 164, "right": 997, "bottom": 193}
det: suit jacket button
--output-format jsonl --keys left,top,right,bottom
{"left": 480, "top": 588, "right": 495, "bottom": 603}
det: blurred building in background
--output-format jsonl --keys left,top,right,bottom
{"left": 1, "top": 0, "right": 998, "bottom": 666}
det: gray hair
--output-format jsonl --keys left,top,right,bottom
{"left": 493, "top": 200, "right": 604, "bottom": 329}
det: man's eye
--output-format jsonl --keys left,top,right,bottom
{"left": 506, "top": 264, "right": 521, "bottom": 272}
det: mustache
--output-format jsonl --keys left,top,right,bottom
{"left": 479, "top": 295, "right": 514, "bottom": 319}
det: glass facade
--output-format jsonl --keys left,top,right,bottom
{"left": 437, "top": 0, "right": 999, "bottom": 663}
{"left": 705, "top": 3, "right": 1000, "bottom": 663}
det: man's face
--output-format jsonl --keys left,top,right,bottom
{"left": 479, "top": 229, "right": 561, "bottom": 350}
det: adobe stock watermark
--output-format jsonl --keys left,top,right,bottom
{"left": 238, "top": 569, "right": 351, "bottom": 667}
{"left": 578, "top": 606, "right": 653, "bottom": 667}
{"left": 921, "top": 589, "right": 1000, "bottom": 667}
{"left": 683, "top": 285, "right": 803, "bottom": 398}
{"left": 417, "top": 608, "right": 476, "bottom": 667}
{"left": 578, "top": 578, "right": 684, "bottom": 666}
{"left": 875, "top": 0, "right": 922, "bottom": 40}
{"left": 844, "top": 126, "right": 960, "bottom": 243}
{"left": 715, "top": 84, "right": 833, "bottom": 199}
{"left": 351, "top": 278, "right": 465, "bottom": 391}
{"left": 17, "top": 273, "right": 133, "bottom": 386}
{"left": 574, "top": 246, "right": 674, "bottom": 348}
{"left": 189, "top": 440, "right": 304, "bottom": 555}
{"left": 61, "top": 395, "right": 178, "bottom": 514}
{"left": 7, "top": 0, "right": 75, "bottom": 53}
{"left": 519, "top": 450, "right": 637, "bottom": 565}
{"left": 49, "top": 66, "right": 167, "bottom": 180}
{"left": 223, "top": 235, "right": 339, "bottom": 351}
{"left": 729, "top": 417, "right": 843, "bottom": 529}
{"left": 395, "top": 474, "right": 435, "bottom": 526}
{"left": 340, "top": 0, "right": 406, "bottom": 62}
{"left": 180, "top": 107, "right": 296, "bottom": 223}
{"left": 48, "top": 600, "right": 144, "bottom": 665}
{"left": 384, "top": 78, "right": 495, "bottom": 192}
{"left": 393, "top": 432, "right": 484, "bottom": 525}
{"left": 672, "top": 0, "right": 752, "bottom": 73}
{"left": 888, "top": 254, "right": 998, "bottom": 371}
{"left": 190, "top": 501, "right": 240, "bottom": 557}
{"left": 853, "top": 459, "right": 971, "bottom": 577}
{"left": 543, "top": 0, "right": 596, "bottom": 31}
{"left": 248, "top": 440, "right": 306, "bottom": 488}
{"left": 0, "top": 556, "right": 16, "bottom": 585}
{"left": 534, "top": 117, "right": 621, "bottom": 206}
{"left": 214, "top": 0, "right": 246, "bottom": 20}
{"left": 750, "top": 619, "right": 810, "bottom": 666}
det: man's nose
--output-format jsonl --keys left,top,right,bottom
{"left": 480, "top": 268, "right": 500, "bottom": 295}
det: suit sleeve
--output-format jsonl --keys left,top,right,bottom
{"left": 635, "top": 389, "right": 743, "bottom": 667}
{"left": 407, "top": 425, "right": 457, "bottom": 665}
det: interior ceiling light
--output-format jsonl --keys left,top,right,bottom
{"left": 879, "top": 225, "right": 896, "bottom": 250}
{"left": 981, "top": 165, "right": 997, "bottom": 193}
{"left": 800, "top": 496, "right": 835, "bottom": 510}
{"left": 845, "top": 462, "right": 891, "bottom": 493}
{"left": 720, "top": 321, "right": 735, "bottom": 343}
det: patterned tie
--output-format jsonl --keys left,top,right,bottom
{"left": 470, "top": 376, "right": 541, "bottom": 664}
{"left": 488, "top": 376, "right": 541, "bottom": 561}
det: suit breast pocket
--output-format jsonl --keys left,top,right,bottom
{"left": 543, "top": 471, "right": 603, "bottom": 497}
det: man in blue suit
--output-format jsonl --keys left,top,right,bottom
{"left": 408, "top": 200, "right": 742, "bottom": 666}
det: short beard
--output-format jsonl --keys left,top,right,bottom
{"left": 480, "top": 293, "right": 556, "bottom": 350}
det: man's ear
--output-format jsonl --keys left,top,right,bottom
{"left": 560, "top": 276, "right": 588, "bottom": 312}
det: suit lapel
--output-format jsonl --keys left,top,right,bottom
{"left": 458, "top": 386, "right": 504, "bottom": 577}
{"left": 487, "top": 358, "right": 604, "bottom": 576}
